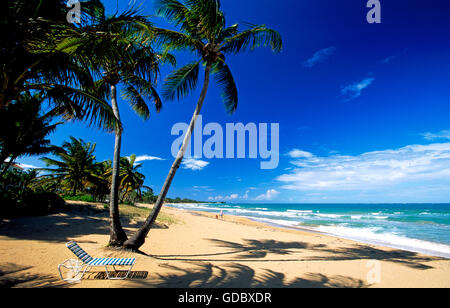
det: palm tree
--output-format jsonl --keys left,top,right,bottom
{"left": 0, "top": 93, "right": 60, "bottom": 178}
{"left": 86, "top": 159, "right": 111, "bottom": 202}
{"left": 1, "top": 0, "right": 117, "bottom": 129}
{"left": 53, "top": 5, "right": 171, "bottom": 246}
{"left": 40, "top": 137, "right": 97, "bottom": 196}
{"left": 118, "top": 154, "right": 146, "bottom": 203}
{"left": 123, "top": 0, "right": 282, "bottom": 250}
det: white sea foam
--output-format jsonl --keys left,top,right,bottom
{"left": 351, "top": 215, "right": 363, "bottom": 220}
{"left": 313, "top": 225, "right": 450, "bottom": 259}
{"left": 166, "top": 203, "right": 450, "bottom": 259}
{"left": 245, "top": 216, "right": 301, "bottom": 227}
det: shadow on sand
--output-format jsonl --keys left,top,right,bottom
{"left": 131, "top": 262, "right": 369, "bottom": 288}
{"left": 150, "top": 238, "right": 440, "bottom": 270}
{"left": 0, "top": 263, "right": 66, "bottom": 288}
{"left": 0, "top": 202, "right": 164, "bottom": 243}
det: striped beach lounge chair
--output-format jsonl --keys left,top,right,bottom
{"left": 57, "top": 241, "right": 136, "bottom": 282}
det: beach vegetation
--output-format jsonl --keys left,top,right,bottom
{"left": 0, "top": 168, "right": 68, "bottom": 217}
{"left": 0, "top": 94, "right": 60, "bottom": 179}
{"left": 1, "top": 0, "right": 118, "bottom": 129}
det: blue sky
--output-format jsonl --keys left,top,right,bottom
{"left": 20, "top": 0, "right": 450, "bottom": 203}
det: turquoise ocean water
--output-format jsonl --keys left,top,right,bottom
{"left": 166, "top": 203, "right": 450, "bottom": 258}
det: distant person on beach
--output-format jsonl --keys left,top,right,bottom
{"left": 220, "top": 210, "right": 224, "bottom": 220}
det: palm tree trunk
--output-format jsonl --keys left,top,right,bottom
{"left": 0, "top": 157, "right": 13, "bottom": 178}
{"left": 109, "top": 84, "right": 128, "bottom": 246}
{"left": 123, "top": 64, "right": 212, "bottom": 251}
{"left": 0, "top": 155, "right": 16, "bottom": 178}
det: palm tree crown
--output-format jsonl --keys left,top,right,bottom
{"left": 155, "top": 0, "right": 282, "bottom": 113}
{"left": 40, "top": 137, "right": 97, "bottom": 196}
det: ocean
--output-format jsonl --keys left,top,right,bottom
{"left": 165, "top": 203, "right": 450, "bottom": 259}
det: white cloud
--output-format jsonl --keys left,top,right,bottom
{"left": 193, "top": 186, "right": 215, "bottom": 192}
{"left": 421, "top": 130, "right": 450, "bottom": 141}
{"left": 287, "top": 149, "right": 314, "bottom": 158}
{"left": 341, "top": 77, "right": 374, "bottom": 101}
{"left": 182, "top": 158, "right": 210, "bottom": 171}
{"left": 277, "top": 143, "right": 450, "bottom": 192}
{"left": 208, "top": 194, "right": 239, "bottom": 202}
{"left": 134, "top": 155, "right": 165, "bottom": 162}
{"left": 208, "top": 189, "right": 254, "bottom": 202}
{"left": 242, "top": 190, "right": 250, "bottom": 200}
{"left": 255, "top": 189, "right": 280, "bottom": 201}
{"left": 303, "top": 46, "right": 337, "bottom": 68}
{"left": 378, "top": 48, "right": 408, "bottom": 64}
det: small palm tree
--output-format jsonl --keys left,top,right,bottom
{"left": 40, "top": 137, "right": 97, "bottom": 196}
{"left": 118, "top": 154, "right": 146, "bottom": 203}
{"left": 86, "top": 160, "right": 112, "bottom": 203}
{"left": 123, "top": 0, "right": 282, "bottom": 250}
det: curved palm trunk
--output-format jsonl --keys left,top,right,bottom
{"left": 109, "top": 84, "right": 128, "bottom": 246}
{"left": 123, "top": 65, "right": 212, "bottom": 251}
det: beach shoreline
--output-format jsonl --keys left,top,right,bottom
{"left": 0, "top": 201, "right": 449, "bottom": 288}
{"left": 162, "top": 203, "right": 450, "bottom": 260}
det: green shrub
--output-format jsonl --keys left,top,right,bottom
{"left": 62, "top": 194, "right": 96, "bottom": 203}
{"left": 22, "top": 192, "right": 67, "bottom": 216}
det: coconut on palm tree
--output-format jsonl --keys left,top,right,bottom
{"left": 123, "top": 0, "right": 282, "bottom": 250}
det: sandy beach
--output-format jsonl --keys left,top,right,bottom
{"left": 0, "top": 201, "right": 449, "bottom": 288}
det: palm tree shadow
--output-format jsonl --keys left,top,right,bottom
{"left": 0, "top": 263, "right": 66, "bottom": 288}
{"left": 151, "top": 238, "right": 326, "bottom": 261}
{"left": 310, "top": 244, "right": 440, "bottom": 270}
{"left": 132, "top": 262, "right": 368, "bottom": 288}
{"left": 150, "top": 238, "right": 440, "bottom": 270}
{"left": 0, "top": 201, "right": 165, "bottom": 243}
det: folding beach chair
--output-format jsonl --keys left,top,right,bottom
{"left": 57, "top": 241, "right": 136, "bottom": 282}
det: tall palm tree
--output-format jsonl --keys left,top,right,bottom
{"left": 0, "top": 94, "right": 60, "bottom": 178}
{"left": 53, "top": 5, "right": 172, "bottom": 246}
{"left": 40, "top": 137, "right": 97, "bottom": 196}
{"left": 123, "top": 0, "right": 282, "bottom": 250}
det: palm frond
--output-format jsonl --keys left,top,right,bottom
{"left": 185, "top": 0, "right": 222, "bottom": 38}
{"left": 31, "top": 83, "right": 118, "bottom": 131}
{"left": 213, "top": 63, "right": 238, "bottom": 114}
{"left": 122, "top": 74, "right": 162, "bottom": 117}
{"left": 162, "top": 61, "right": 200, "bottom": 100}
{"left": 153, "top": 27, "right": 203, "bottom": 52}
{"left": 155, "top": 0, "right": 198, "bottom": 36}
{"left": 220, "top": 25, "right": 282, "bottom": 54}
